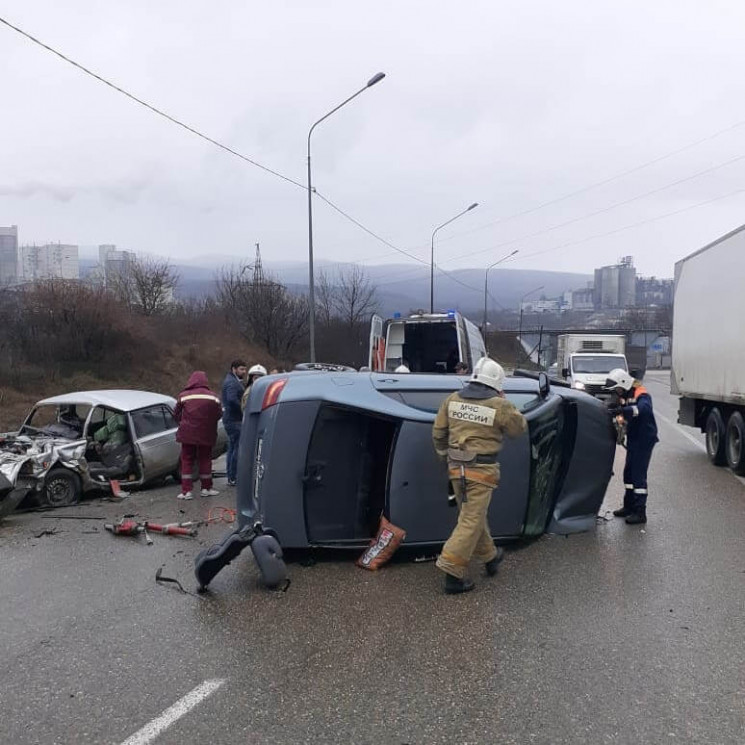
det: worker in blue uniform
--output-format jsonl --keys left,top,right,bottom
{"left": 605, "top": 368, "right": 659, "bottom": 525}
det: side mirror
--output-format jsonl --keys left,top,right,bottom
{"left": 538, "top": 372, "right": 550, "bottom": 399}
{"left": 561, "top": 368, "right": 569, "bottom": 378}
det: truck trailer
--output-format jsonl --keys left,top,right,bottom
{"left": 672, "top": 225, "right": 745, "bottom": 474}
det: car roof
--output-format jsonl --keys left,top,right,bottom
{"left": 36, "top": 390, "right": 176, "bottom": 411}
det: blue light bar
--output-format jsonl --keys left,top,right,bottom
{"left": 393, "top": 311, "right": 401, "bottom": 319}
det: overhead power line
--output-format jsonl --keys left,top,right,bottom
{"left": 431, "top": 117, "right": 745, "bottom": 248}
{"left": 518, "top": 187, "right": 745, "bottom": 262}
{"left": 314, "top": 191, "right": 483, "bottom": 295}
{"left": 437, "top": 148, "right": 745, "bottom": 269}
{"left": 0, "top": 15, "right": 305, "bottom": 190}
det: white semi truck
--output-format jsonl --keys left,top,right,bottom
{"left": 672, "top": 225, "right": 745, "bottom": 474}
{"left": 556, "top": 334, "right": 628, "bottom": 400}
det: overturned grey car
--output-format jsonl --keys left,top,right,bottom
{"left": 233, "top": 369, "right": 617, "bottom": 548}
{"left": 0, "top": 390, "right": 227, "bottom": 517}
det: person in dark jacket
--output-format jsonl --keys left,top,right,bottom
{"left": 605, "top": 368, "right": 659, "bottom": 524}
{"left": 221, "top": 359, "right": 247, "bottom": 487}
{"left": 175, "top": 371, "right": 223, "bottom": 500}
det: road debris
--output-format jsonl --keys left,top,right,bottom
{"left": 105, "top": 518, "right": 198, "bottom": 544}
{"left": 155, "top": 566, "right": 203, "bottom": 598}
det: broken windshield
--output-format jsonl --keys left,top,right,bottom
{"left": 23, "top": 404, "right": 90, "bottom": 439}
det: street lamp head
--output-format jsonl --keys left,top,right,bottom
{"left": 367, "top": 72, "right": 386, "bottom": 87}
{"left": 467, "top": 202, "right": 479, "bottom": 211}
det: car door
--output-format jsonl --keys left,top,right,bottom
{"left": 130, "top": 405, "right": 180, "bottom": 480}
{"left": 368, "top": 314, "right": 385, "bottom": 370}
{"left": 522, "top": 394, "right": 565, "bottom": 536}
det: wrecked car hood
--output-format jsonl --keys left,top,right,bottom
{"left": 0, "top": 433, "right": 86, "bottom": 487}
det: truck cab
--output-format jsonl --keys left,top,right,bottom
{"left": 557, "top": 334, "right": 628, "bottom": 400}
{"left": 368, "top": 311, "right": 486, "bottom": 373}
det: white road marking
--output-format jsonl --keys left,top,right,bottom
{"left": 654, "top": 400, "right": 745, "bottom": 487}
{"left": 119, "top": 679, "right": 225, "bottom": 745}
{"left": 655, "top": 410, "right": 706, "bottom": 452}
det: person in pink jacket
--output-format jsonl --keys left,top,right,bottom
{"left": 174, "top": 371, "right": 222, "bottom": 500}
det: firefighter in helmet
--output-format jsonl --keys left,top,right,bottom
{"left": 605, "top": 368, "right": 658, "bottom": 525}
{"left": 240, "top": 364, "right": 268, "bottom": 412}
{"left": 432, "top": 357, "right": 527, "bottom": 594}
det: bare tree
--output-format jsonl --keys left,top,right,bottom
{"left": 109, "top": 255, "right": 179, "bottom": 316}
{"left": 315, "top": 270, "right": 336, "bottom": 328}
{"left": 216, "top": 267, "right": 309, "bottom": 358}
{"left": 333, "top": 265, "right": 377, "bottom": 327}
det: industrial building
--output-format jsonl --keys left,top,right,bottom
{"left": 593, "top": 256, "right": 636, "bottom": 309}
{"left": 0, "top": 226, "right": 19, "bottom": 284}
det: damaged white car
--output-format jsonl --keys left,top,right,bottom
{"left": 0, "top": 390, "right": 215, "bottom": 516}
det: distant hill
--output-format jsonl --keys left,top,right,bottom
{"left": 173, "top": 259, "right": 591, "bottom": 317}
{"left": 80, "top": 255, "right": 590, "bottom": 318}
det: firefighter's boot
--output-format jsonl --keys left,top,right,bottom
{"left": 613, "top": 489, "right": 634, "bottom": 517}
{"left": 625, "top": 510, "right": 647, "bottom": 525}
{"left": 444, "top": 574, "right": 475, "bottom": 594}
{"left": 485, "top": 547, "right": 505, "bottom": 576}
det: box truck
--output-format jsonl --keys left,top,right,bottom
{"left": 672, "top": 225, "right": 745, "bottom": 474}
{"left": 368, "top": 311, "right": 486, "bottom": 373}
{"left": 556, "top": 334, "right": 628, "bottom": 399}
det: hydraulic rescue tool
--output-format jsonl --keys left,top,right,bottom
{"left": 105, "top": 518, "right": 198, "bottom": 543}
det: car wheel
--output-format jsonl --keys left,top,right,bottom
{"left": 725, "top": 411, "right": 745, "bottom": 475}
{"left": 43, "top": 470, "right": 81, "bottom": 508}
{"left": 705, "top": 408, "right": 727, "bottom": 466}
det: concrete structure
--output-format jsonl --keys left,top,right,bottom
{"left": 18, "top": 243, "right": 79, "bottom": 281}
{"left": 636, "top": 276, "right": 673, "bottom": 307}
{"left": 571, "top": 285, "right": 595, "bottom": 311}
{"left": 98, "top": 244, "right": 134, "bottom": 286}
{"left": 520, "top": 298, "right": 561, "bottom": 313}
{"left": 594, "top": 256, "right": 636, "bottom": 309}
{"left": 0, "top": 225, "right": 19, "bottom": 285}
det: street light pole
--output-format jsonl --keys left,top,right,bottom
{"left": 483, "top": 249, "right": 519, "bottom": 332}
{"left": 429, "top": 202, "right": 479, "bottom": 313}
{"left": 307, "top": 72, "right": 385, "bottom": 362}
{"left": 517, "top": 285, "right": 544, "bottom": 366}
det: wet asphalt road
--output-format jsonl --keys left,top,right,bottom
{"left": 1, "top": 371, "right": 744, "bottom": 745}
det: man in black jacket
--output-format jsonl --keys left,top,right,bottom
{"left": 221, "top": 359, "right": 247, "bottom": 486}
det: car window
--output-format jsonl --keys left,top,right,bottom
{"left": 381, "top": 390, "right": 540, "bottom": 413}
{"left": 131, "top": 406, "right": 172, "bottom": 438}
{"left": 523, "top": 402, "right": 565, "bottom": 536}
{"left": 162, "top": 406, "right": 177, "bottom": 430}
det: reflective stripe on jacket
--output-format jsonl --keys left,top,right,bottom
{"left": 433, "top": 383, "right": 527, "bottom": 484}
{"left": 620, "top": 385, "right": 658, "bottom": 446}
{"left": 175, "top": 371, "right": 223, "bottom": 447}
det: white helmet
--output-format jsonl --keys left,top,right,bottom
{"left": 604, "top": 368, "right": 634, "bottom": 392}
{"left": 470, "top": 357, "right": 505, "bottom": 392}
{"left": 248, "top": 364, "right": 267, "bottom": 377}
{"left": 395, "top": 364, "right": 410, "bottom": 373}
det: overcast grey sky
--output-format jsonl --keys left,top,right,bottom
{"left": 3, "top": 0, "right": 745, "bottom": 280}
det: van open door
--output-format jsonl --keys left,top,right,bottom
{"left": 368, "top": 314, "right": 386, "bottom": 371}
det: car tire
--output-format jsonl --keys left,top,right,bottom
{"left": 725, "top": 411, "right": 745, "bottom": 475}
{"left": 705, "top": 408, "right": 727, "bottom": 466}
{"left": 43, "top": 469, "right": 81, "bottom": 508}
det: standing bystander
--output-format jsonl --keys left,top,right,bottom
{"left": 175, "top": 371, "right": 223, "bottom": 499}
{"left": 222, "top": 359, "right": 247, "bottom": 487}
